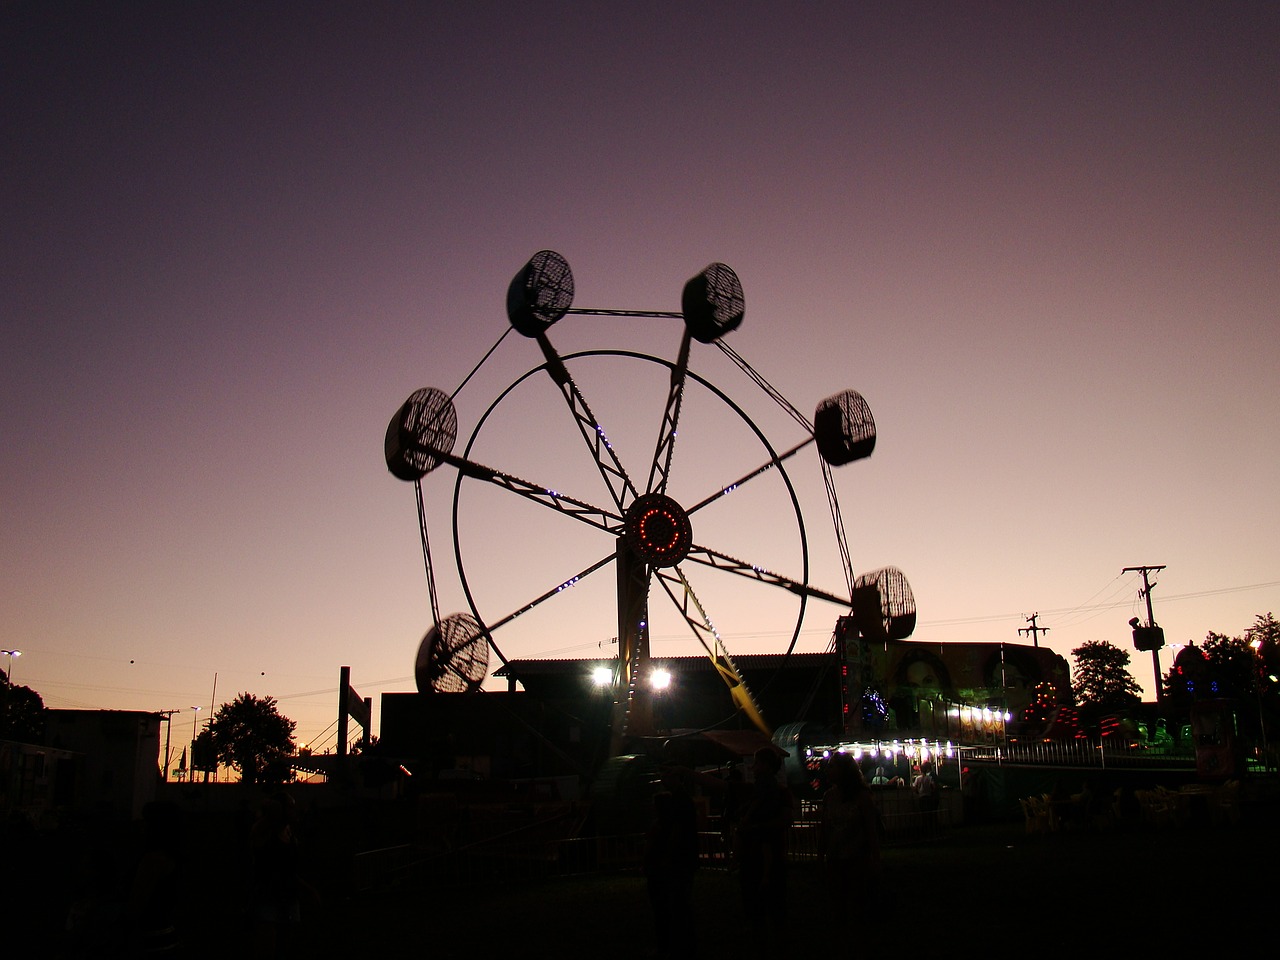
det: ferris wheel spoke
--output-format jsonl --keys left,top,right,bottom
{"left": 533, "top": 331, "right": 639, "bottom": 512}
{"left": 650, "top": 568, "right": 716, "bottom": 658}
{"left": 421, "top": 442, "right": 621, "bottom": 533}
{"left": 651, "top": 566, "right": 770, "bottom": 735}
{"left": 479, "top": 553, "right": 617, "bottom": 635}
{"left": 685, "top": 437, "right": 815, "bottom": 516}
{"left": 682, "top": 544, "right": 851, "bottom": 607}
{"left": 645, "top": 328, "right": 692, "bottom": 496}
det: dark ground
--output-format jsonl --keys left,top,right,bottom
{"left": 17, "top": 794, "right": 1275, "bottom": 958}
{"left": 339, "top": 812, "right": 1274, "bottom": 959}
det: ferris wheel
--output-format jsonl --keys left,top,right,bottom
{"left": 384, "top": 251, "right": 914, "bottom": 753}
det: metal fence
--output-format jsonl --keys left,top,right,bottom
{"left": 985, "top": 737, "right": 1276, "bottom": 775}
{"left": 994, "top": 738, "right": 1195, "bottom": 768}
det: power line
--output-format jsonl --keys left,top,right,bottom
{"left": 1052, "top": 574, "right": 1138, "bottom": 628}
{"left": 512, "top": 578, "right": 1280, "bottom": 659}
{"left": 916, "top": 579, "right": 1280, "bottom": 631}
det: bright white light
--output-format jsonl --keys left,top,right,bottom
{"left": 591, "top": 667, "right": 612, "bottom": 686}
{"left": 651, "top": 668, "right": 672, "bottom": 690}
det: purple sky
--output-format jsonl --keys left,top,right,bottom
{"left": 4, "top": 2, "right": 1277, "bottom": 753}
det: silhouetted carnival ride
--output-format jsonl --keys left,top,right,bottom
{"left": 384, "top": 251, "right": 915, "bottom": 756}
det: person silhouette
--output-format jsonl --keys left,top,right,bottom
{"left": 128, "top": 800, "right": 183, "bottom": 955}
{"left": 734, "top": 748, "right": 796, "bottom": 951}
{"left": 819, "top": 753, "right": 881, "bottom": 913}
{"left": 644, "top": 766, "right": 700, "bottom": 959}
{"left": 249, "top": 792, "right": 316, "bottom": 958}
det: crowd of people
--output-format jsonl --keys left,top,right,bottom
{"left": 644, "top": 747, "right": 933, "bottom": 958}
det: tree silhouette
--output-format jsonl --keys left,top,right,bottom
{"left": 1071, "top": 641, "right": 1141, "bottom": 726}
{"left": 0, "top": 670, "right": 44, "bottom": 747}
{"left": 1202, "top": 632, "right": 1257, "bottom": 699}
{"left": 0, "top": 671, "right": 45, "bottom": 743}
{"left": 1161, "top": 613, "right": 1280, "bottom": 747}
{"left": 191, "top": 727, "right": 217, "bottom": 776}
{"left": 208, "top": 693, "right": 297, "bottom": 784}
{"left": 1158, "top": 616, "right": 1280, "bottom": 698}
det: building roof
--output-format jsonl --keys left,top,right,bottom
{"left": 494, "top": 651, "right": 832, "bottom": 677}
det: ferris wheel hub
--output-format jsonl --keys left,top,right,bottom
{"left": 623, "top": 493, "right": 693, "bottom": 568}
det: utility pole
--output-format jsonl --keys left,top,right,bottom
{"left": 157, "top": 709, "right": 178, "bottom": 781}
{"left": 1123, "top": 564, "right": 1166, "bottom": 708}
{"left": 1019, "top": 613, "right": 1050, "bottom": 648}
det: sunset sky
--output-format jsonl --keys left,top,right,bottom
{"left": 4, "top": 1, "right": 1277, "bottom": 755}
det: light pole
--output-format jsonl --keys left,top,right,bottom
{"left": 0, "top": 649, "right": 21, "bottom": 685}
{"left": 1250, "top": 635, "right": 1273, "bottom": 766}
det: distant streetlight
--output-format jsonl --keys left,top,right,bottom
{"left": 0, "top": 649, "right": 21, "bottom": 684}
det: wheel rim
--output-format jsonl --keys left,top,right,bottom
{"left": 451, "top": 349, "right": 811, "bottom": 695}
